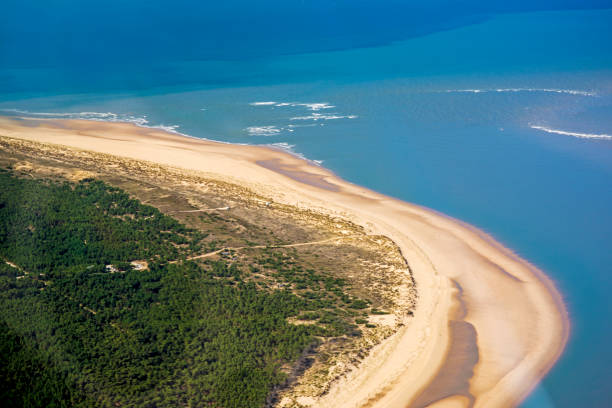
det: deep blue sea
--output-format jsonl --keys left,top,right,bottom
{"left": 1, "top": 2, "right": 611, "bottom": 406}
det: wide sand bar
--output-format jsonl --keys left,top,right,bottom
{"left": 0, "top": 116, "right": 569, "bottom": 407}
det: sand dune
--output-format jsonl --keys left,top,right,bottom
{"left": 0, "top": 116, "right": 568, "bottom": 407}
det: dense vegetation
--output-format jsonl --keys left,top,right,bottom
{"left": 0, "top": 169, "right": 366, "bottom": 407}
{"left": 0, "top": 321, "right": 81, "bottom": 408}
{"left": 0, "top": 174, "right": 204, "bottom": 273}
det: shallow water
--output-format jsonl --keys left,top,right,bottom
{"left": 1, "top": 7, "right": 611, "bottom": 407}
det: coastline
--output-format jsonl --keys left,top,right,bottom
{"left": 0, "top": 116, "right": 569, "bottom": 407}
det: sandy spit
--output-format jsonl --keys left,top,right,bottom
{"left": 0, "top": 116, "right": 569, "bottom": 407}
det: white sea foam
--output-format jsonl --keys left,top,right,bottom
{"left": 267, "top": 142, "right": 323, "bottom": 166}
{"left": 300, "top": 103, "right": 335, "bottom": 111}
{"left": 268, "top": 142, "right": 306, "bottom": 159}
{"left": 2, "top": 108, "right": 149, "bottom": 125}
{"left": 153, "top": 124, "right": 181, "bottom": 133}
{"left": 2, "top": 109, "right": 123, "bottom": 120}
{"left": 249, "top": 101, "right": 335, "bottom": 110}
{"left": 287, "top": 123, "right": 320, "bottom": 128}
{"left": 443, "top": 88, "right": 596, "bottom": 97}
{"left": 269, "top": 142, "right": 296, "bottom": 150}
{"left": 245, "top": 126, "right": 283, "bottom": 136}
{"left": 530, "top": 125, "right": 612, "bottom": 140}
{"left": 0, "top": 108, "right": 190, "bottom": 136}
{"left": 249, "top": 101, "right": 278, "bottom": 106}
{"left": 290, "top": 113, "right": 357, "bottom": 121}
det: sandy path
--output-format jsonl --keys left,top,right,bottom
{"left": 0, "top": 116, "right": 568, "bottom": 407}
{"left": 185, "top": 235, "right": 359, "bottom": 261}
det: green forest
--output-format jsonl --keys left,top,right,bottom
{"left": 0, "top": 168, "right": 368, "bottom": 407}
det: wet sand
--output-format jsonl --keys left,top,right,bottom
{"left": 0, "top": 116, "right": 569, "bottom": 407}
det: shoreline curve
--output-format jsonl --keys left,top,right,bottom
{"left": 0, "top": 116, "right": 569, "bottom": 408}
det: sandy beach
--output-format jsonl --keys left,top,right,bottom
{"left": 0, "top": 116, "right": 569, "bottom": 407}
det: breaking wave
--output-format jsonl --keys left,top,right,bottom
{"left": 249, "top": 101, "right": 277, "bottom": 106}
{"left": 290, "top": 113, "right": 357, "bottom": 121}
{"left": 443, "top": 88, "right": 596, "bottom": 97}
{"left": 245, "top": 126, "right": 283, "bottom": 136}
{"left": 530, "top": 125, "right": 612, "bottom": 140}
{"left": 249, "top": 101, "right": 335, "bottom": 111}
{"left": 268, "top": 142, "right": 323, "bottom": 165}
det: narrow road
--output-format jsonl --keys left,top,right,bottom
{"left": 169, "top": 206, "right": 230, "bottom": 213}
{"left": 185, "top": 235, "right": 358, "bottom": 261}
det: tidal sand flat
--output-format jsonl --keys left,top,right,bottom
{"left": 0, "top": 116, "right": 568, "bottom": 407}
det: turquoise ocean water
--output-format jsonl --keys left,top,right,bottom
{"left": 1, "top": 5, "right": 611, "bottom": 407}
